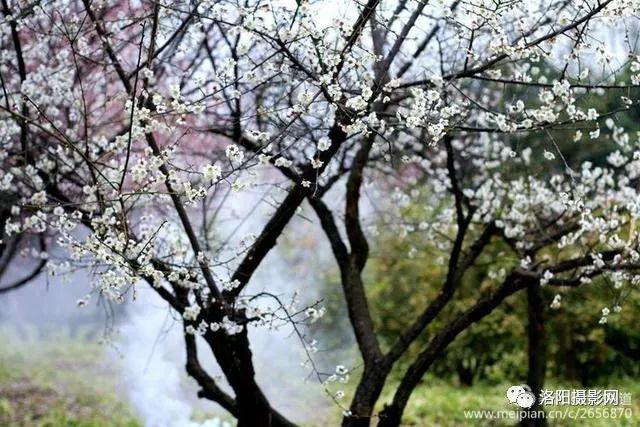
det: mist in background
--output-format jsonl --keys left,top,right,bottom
{"left": 0, "top": 190, "right": 351, "bottom": 426}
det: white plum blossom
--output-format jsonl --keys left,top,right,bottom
{"left": 543, "top": 150, "right": 555, "bottom": 160}
{"left": 202, "top": 163, "right": 222, "bottom": 181}
{"left": 183, "top": 304, "right": 201, "bottom": 321}
{"left": 225, "top": 144, "right": 244, "bottom": 163}
{"left": 317, "top": 137, "right": 331, "bottom": 151}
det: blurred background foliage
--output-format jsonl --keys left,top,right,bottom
{"left": 315, "top": 191, "right": 640, "bottom": 390}
{"left": 367, "top": 217, "right": 640, "bottom": 386}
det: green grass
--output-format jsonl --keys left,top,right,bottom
{"left": 371, "top": 377, "right": 640, "bottom": 426}
{"left": 0, "top": 330, "right": 141, "bottom": 427}
{"left": 2, "top": 329, "right": 638, "bottom": 426}
{"left": 317, "top": 375, "right": 640, "bottom": 426}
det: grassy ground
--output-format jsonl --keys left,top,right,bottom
{"left": 367, "top": 377, "right": 640, "bottom": 426}
{"left": 1, "top": 331, "right": 638, "bottom": 426}
{"left": 0, "top": 331, "right": 141, "bottom": 427}
{"left": 318, "top": 375, "right": 640, "bottom": 426}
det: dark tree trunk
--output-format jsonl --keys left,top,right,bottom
{"left": 342, "top": 363, "right": 391, "bottom": 427}
{"left": 204, "top": 330, "right": 296, "bottom": 427}
{"left": 456, "top": 361, "right": 475, "bottom": 386}
{"left": 521, "top": 284, "right": 547, "bottom": 427}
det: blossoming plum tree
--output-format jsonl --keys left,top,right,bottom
{"left": 1, "top": 0, "right": 640, "bottom": 425}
